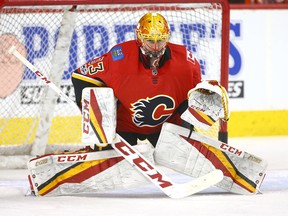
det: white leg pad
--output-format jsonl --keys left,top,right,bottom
{"left": 154, "top": 124, "right": 215, "bottom": 178}
{"left": 154, "top": 123, "right": 267, "bottom": 194}
{"left": 28, "top": 142, "right": 154, "bottom": 196}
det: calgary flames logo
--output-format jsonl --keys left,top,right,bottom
{"left": 130, "top": 95, "right": 175, "bottom": 127}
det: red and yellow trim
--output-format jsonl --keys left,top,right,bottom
{"left": 37, "top": 156, "right": 124, "bottom": 196}
{"left": 71, "top": 72, "right": 105, "bottom": 87}
{"left": 183, "top": 136, "right": 257, "bottom": 193}
{"left": 188, "top": 107, "right": 216, "bottom": 127}
{"left": 89, "top": 90, "right": 108, "bottom": 145}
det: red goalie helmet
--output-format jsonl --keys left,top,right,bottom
{"left": 136, "top": 12, "right": 170, "bottom": 57}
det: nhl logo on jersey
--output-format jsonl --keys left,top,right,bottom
{"left": 80, "top": 64, "right": 88, "bottom": 75}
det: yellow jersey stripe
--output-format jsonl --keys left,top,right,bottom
{"left": 72, "top": 72, "right": 105, "bottom": 87}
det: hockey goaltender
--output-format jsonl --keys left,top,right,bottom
{"left": 25, "top": 13, "right": 267, "bottom": 198}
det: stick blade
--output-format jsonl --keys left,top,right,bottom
{"left": 168, "top": 169, "right": 224, "bottom": 199}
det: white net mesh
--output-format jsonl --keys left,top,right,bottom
{"left": 0, "top": 1, "right": 229, "bottom": 168}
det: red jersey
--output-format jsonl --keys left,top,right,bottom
{"left": 72, "top": 40, "right": 201, "bottom": 135}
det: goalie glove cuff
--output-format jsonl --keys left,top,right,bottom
{"left": 181, "top": 106, "right": 217, "bottom": 131}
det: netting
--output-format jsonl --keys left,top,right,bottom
{"left": 0, "top": 1, "right": 229, "bottom": 168}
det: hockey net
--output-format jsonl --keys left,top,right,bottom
{"left": 0, "top": 0, "right": 229, "bottom": 168}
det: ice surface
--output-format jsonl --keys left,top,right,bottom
{"left": 1, "top": 136, "right": 288, "bottom": 216}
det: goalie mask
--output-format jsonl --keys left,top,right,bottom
{"left": 136, "top": 12, "right": 170, "bottom": 59}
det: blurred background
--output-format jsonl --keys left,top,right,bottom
{"left": 226, "top": 2, "right": 288, "bottom": 138}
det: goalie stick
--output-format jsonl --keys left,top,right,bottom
{"left": 8, "top": 45, "right": 223, "bottom": 198}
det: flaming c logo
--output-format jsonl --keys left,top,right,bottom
{"left": 130, "top": 95, "right": 175, "bottom": 127}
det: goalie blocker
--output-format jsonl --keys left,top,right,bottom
{"left": 27, "top": 86, "right": 267, "bottom": 196}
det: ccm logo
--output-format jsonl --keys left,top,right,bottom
{"left": 35, "top": 158, "right": 48, "bottom": 167}
{"left": 115, "top": 141, "right": 173, "bottom": 189}
{"left": 82, "top": 99, "right": 90, "bottom": 134}
{"left": 35, "top": 71, "right": 51, "bottom": 84}
{"left": 220, "top": 143, "right": 243, "bottom": 157}
{"left": 57, "top": 154, "right": 88, "bottom": 162}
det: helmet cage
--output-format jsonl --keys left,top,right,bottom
{"left": 136, "top": 13, "right": 170, "bottom": 57}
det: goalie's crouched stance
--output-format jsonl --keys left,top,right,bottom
{"left": 27, "top": 83, "right": 267, "bottom": 196}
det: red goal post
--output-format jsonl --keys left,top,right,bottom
{"left": 0, "top": 0, "right": 230, "bottom": 168}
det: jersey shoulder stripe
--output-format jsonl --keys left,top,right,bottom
{"left": 72, "top": 72, "right": 105, "bottom": 87}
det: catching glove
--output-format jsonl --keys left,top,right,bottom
{"left": 181, "top": 80, "right": 230, "bottom": 130}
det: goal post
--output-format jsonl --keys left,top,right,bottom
{"left": 0, "top": 0, "right": 230, "bottom": 168}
